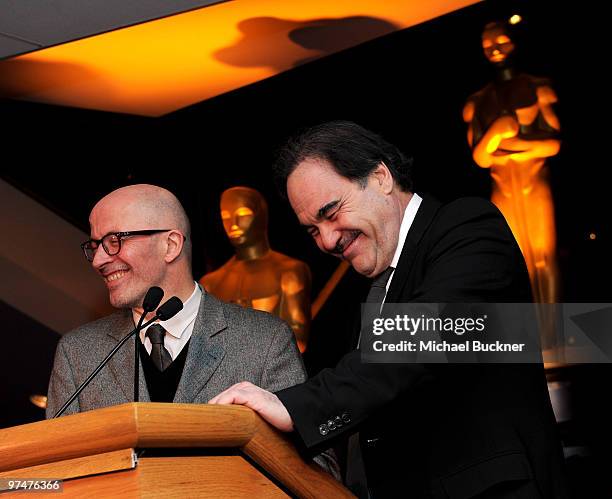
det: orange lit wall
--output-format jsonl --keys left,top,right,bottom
{"left": 0, "top": 0, "right": 480, "bottom": 116}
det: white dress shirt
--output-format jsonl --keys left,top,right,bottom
{"left": 384, "top": 193, "right": 423, "bottom": 302}
{"left": 133, "top": 282, "right": 202, "bottom": 360}
{"left": 357, "top": 194, "right": 422, "bottom": 348}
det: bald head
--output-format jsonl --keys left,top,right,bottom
{"left": 92, "top": 185, "right": 189, "bottom": 236}
{"left": 91, "top": 184, "right": 192, "bottom": 264}
{"left": 88, "top": 184, "right": 194, "bottom": 310}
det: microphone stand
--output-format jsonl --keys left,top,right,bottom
{"left": 53, "top": 315, "right": 159, "bottom": 418}
{"left": 134, "top": 313, "right": 147, "bottom": 403}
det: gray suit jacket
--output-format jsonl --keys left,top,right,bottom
{"left": 46, "top": 292, "right": 306, "bottom": 417}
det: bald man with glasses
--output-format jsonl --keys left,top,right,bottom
{"left": 46, "top": 184, "right": 310, "bottom": 421}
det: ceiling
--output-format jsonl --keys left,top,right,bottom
{"left": 0, "top": 0, "right": 225, "bottom": 58}
{"left": 0, "top": 0, "right": 479, "bottom": 116}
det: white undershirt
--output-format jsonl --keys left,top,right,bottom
{"left": 133, "top": 282, "right": 202, "bottom": 360}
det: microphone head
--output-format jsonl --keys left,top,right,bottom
{"left": 156, "top": 297, "right": 183, "bottom": 321}
{"left": 142, "top": 287, "right": 164, "bottom": 313}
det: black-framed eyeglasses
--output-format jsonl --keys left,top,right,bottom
{"left": 81, "top": 230, "right": 171, "bottom": 262}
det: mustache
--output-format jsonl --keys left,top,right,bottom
{"left": 330, "top": 230, "right": 361, "bottom": 255}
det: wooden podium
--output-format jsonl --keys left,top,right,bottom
{"left": 0, "top": 403, "right": 354, "bottom": 498}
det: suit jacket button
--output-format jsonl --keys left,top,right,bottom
{"left": 327, "top": 419, "right": 336, "bottom": 431}
{"left": 334, "top": 416, "right": 343, "bottom": 427}
{"left": 341, "top": 412, "right": 351, "bottom": 424}
{"left": 319, "top": 424, "right": 329, "bottom": 436}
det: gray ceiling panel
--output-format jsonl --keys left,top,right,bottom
{"left": 0, "top": 0, "right": 226, "bottom": 58}
{"left": 0, "top": 32, "right": 40, "bottom": 59}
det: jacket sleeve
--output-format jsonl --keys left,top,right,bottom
{"left": 277, "top": 198, "right": 530, "bottom": 449}
{"left": 260, "top": 320, "right": 307, "bottom": 392}
{"left": 46, "top": 336, "right": 80, "bottom": 418}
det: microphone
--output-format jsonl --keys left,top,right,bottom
{"left": 53, "top": 293, "right": 184, "bottom": 418}
{"left": 134, "top": 287, "right": 164, "bottom": 402}
{"left": 142, "top": 286, "right": 164, "bottom": 313}
{"left": 156, "top": 296, "right": 183, "bottom": 320}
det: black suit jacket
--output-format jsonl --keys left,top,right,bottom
{"left": 277, "top": 195, "right": 568, "bottom": 499}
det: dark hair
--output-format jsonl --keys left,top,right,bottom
{"left": 273, "top": 121, "right": 413, "bottom": 199}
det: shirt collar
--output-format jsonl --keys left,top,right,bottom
{"left": 161, "top": 282, "right": 201, "bottom": 339}
{"left": 390, "top": 193, "right": 423, "bottom": 269}
{"left": 134, "top": 282, "right": 202, "bottom": 339}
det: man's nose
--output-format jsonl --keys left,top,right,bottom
{"left": 319, "top": 226, "right": 340, "bottom": 253}
{"left": 92, "top": 244, "right": 113, "bottom": 269}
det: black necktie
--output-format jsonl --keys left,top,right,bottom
{"left": 146, "top": 324, "right": 173, "bottom": 372}
{"left": 347, "top": 266, "right": 395, "bottom": 498}
{"left": 366, "top": 266, "right": 394, "bottom": 303}
{"left": 357, "top": 266, "right": 395, "bottom": 348}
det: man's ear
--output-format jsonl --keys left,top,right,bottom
{"left": 370, "top": 162, "right": 394, "bottom": 194}
{"left": 164, "top": 231, "right": 184, "bottom": 263}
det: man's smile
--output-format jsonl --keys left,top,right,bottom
{"left": 101, "top": 268, "right": 130, "bottom": 284}
{"left": 332, "top": 230, "right": 361, "bottom": 258}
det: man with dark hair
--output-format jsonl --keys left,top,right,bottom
{"left": 274, "top": 120, "right": 413, "bottom": 196}
{"left": 210, "top": 122, "right": 568, "bottom": 498}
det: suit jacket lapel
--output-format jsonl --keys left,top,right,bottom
{"left": 385, "top": 194, "right": 441, "bottom": 304}
{"left": 174, "top": 292, "right": 227, "bottom": 403}
{"left": 354, "top": 195, "right": 442, "bottom": 349}
{"left": 107, "top": 311, "right": 151, "bottom": 403}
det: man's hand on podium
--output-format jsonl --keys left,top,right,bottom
{"left": 209, "top": 381, "right": 294, "bottom": 432}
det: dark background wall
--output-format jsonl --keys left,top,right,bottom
{"left": 1, "top": 3, "right": 609, "bottom": 481}
{"left": 0, "top": 301, "right": 58, "bottom": 427}
{"left": 3, "top": 0, "right": 607, "bottom": 300}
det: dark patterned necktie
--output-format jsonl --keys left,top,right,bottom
{"left": 357, "top": 266, "right": 395, "bottom": 349}
{"left": 146, "top": 324, "right": 173, "bottom": 372}
{"left": 366, "top": 266, "right": 395, "bottom": 304}
{"left": 347, "top": 266, "right": 395, "bottom": 498}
